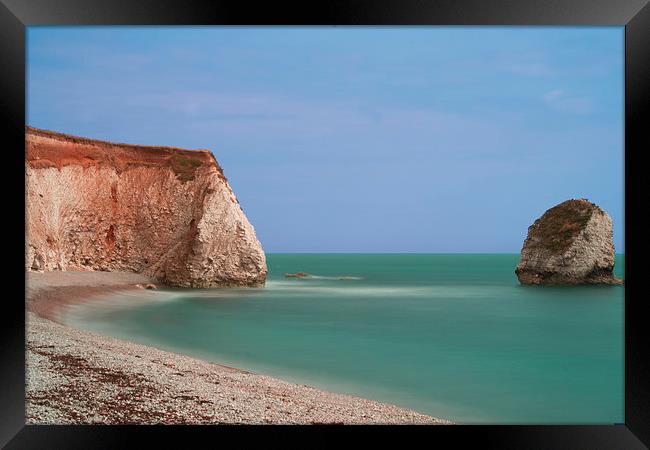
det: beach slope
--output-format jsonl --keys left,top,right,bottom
{"left": 26, "top": 272, "right": 449, "bottom": 424}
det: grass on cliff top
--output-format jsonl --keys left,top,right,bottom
{"left": 169, "top": 153, "right": 205, "bottom": 182}
{"left": 169, "top": 151, "right": 227, "bottom": 183}
{"left": 526, "top": 199, "right": 596, "bottom": 254}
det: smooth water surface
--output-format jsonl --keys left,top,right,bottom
{"left": 65, "top": 254, "right": 624, "bottom": 424}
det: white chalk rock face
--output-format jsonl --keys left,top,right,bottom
{"left": 515, "top": 199, "right": 623, "bottom": 285}
{"left": 25, "top": 127, "right": 267, "bottom": 287}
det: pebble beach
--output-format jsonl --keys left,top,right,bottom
{"left": 26, "top": 271, "right": 450, "bottom": 425}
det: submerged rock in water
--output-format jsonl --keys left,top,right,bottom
{"left": 284, "top": 272, "right": 311, "bottom": 278}
{"left": 515, "top": 199, "right": 623, "bottom": 285}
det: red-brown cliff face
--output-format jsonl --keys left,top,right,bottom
{"left": 25, "top": 127, "right": 267, "bottom": 287}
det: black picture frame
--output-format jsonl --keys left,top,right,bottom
{"left": 1, "top": 1, "right": 648, "bottom": 448}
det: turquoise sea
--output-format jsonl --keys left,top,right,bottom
{"left": 64, "top": 254, "right": 624, "bottom": 424}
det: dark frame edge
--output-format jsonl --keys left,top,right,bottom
{"left": 1, "top": 0, "right": 648, "bottom": 448}
{"left": 2, "top": 0, "right": 650, "bottom": 25}
{"left": 0, "top": 0, "right": 26, "bottom": 448}
{"left": 625, "top": 0, "right": 650, "bottom": 447}
{"left": 3, "top": 425, "right": 650, "bottom": 449}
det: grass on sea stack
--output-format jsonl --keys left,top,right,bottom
{"left": 525, "top": 199, "right": 596, "bottom": 254}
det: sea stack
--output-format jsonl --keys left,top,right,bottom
{"left": 515, "top": 199, "right": 623, "bottom": 285}
{"left": 25, "top": 127, "right": 267, "bottom": 287}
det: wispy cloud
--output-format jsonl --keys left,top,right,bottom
{"left": 161, "top": 91, "right": 510, "bottom": 151}
{"left": 542, "top": 89, "right": 594, "bottom": 114}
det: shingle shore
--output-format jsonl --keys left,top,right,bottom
{"left": 26, "top": 271, "right": 451, "bottom": 424}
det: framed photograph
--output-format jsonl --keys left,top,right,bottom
{"left": 1, "top": 0, "right": 648, "bottom": 448}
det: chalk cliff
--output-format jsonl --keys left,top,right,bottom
{"left": 515, "top": 199, "right": 622, "bottom": 285}
{"left": 25, "top": 127, "right": 267, "bottom": 287}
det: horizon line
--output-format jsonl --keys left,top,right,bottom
{"left": 264, "top": 251, "right": 626, "bottom": 255}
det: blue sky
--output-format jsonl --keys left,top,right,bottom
{"left": 27, "top": 27, "right": 624, "bottom": 253}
